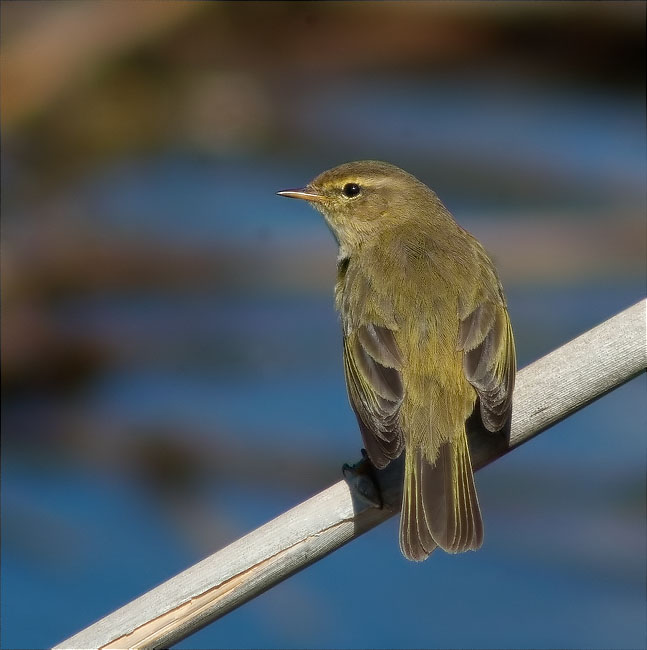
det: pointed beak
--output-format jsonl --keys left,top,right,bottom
{"left": 276, "top": 187, "right": 324, "bottom": 203}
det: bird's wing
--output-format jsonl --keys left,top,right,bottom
{"left": 343, "top": 324, "right": 405, "bottom": 469}
{"left": 458, "top": 300, "right": 516, "bottom": 433}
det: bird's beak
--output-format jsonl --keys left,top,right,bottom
{"left": 277, "top": 187, "right": 325, "bottom": 203}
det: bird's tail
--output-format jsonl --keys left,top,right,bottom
{"left": 399, "top": 428, "right": 483, "bottom": 561}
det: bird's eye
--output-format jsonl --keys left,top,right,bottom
{"left": 342, "top": 182, "right": 361, "bottom": 198}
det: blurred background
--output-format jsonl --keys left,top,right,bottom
{"left": 1, "top": 2, "right": 645, "bottom": 649}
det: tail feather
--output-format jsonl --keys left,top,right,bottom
{"left": 400, "top": 450, "right": 437, "bottom": 561}
{"left": 400, "top": 430, "right": 483, "bottom": 560}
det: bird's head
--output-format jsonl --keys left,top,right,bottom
{"left": 278, "top": 160, "right": 434, "bottom": 252}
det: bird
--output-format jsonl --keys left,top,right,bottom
{"left": 278, "top": 160, "right": 515, "bottom": 561}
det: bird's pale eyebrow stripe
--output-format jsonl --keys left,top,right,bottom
{"left": 337, "top": 178, "right": 388, "bottom": 191}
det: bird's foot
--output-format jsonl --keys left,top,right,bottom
{"left": 342, "top": 449, "right": 382, "bottom": 509}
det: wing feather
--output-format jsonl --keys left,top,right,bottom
{"left": 343, "top": 324, "right": 405, "bottom": 469}
{"left": 460, "top": 302, "right": 516, "bottom": 433}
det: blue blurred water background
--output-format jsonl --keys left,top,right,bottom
{"left": 2, "top": 3, "right": 645, "bottom": 649}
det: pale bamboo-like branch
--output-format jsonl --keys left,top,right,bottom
{"left": 55, "top": 299, "right": 647, "bottom": 650}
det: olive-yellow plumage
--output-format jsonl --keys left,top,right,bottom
{"left": 278, "top": 161, "right": 515, "bottom": 560}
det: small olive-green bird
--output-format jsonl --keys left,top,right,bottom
{"left": 278, "top": 161, "right": 515, "bottom": 561}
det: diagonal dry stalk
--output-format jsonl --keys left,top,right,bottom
{"left": 56, "top": 299, "right": 646, "bottom": 650}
